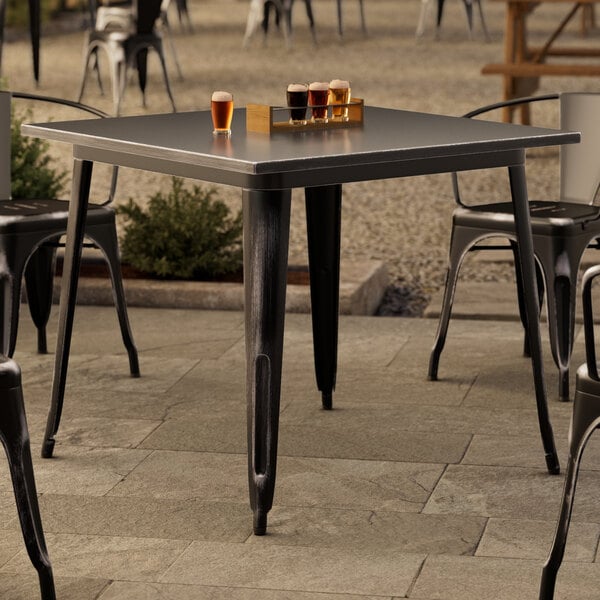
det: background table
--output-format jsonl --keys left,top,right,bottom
{"left": 482, "top": 0, "right": 600, "bottom": 123}
{"left": 23, "top": 106, "right": 578, "bottom": 534}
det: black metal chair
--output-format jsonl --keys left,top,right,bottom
{"left": 0, "top": 355, "right": 55, "bottom": 599}
{"left": 335, "top": 0, "right": 367, "bottom": 37}
{"left": 0, "top": 90, "right": 140, "bottom": 458}
{"left": 243, "top": 0, "right": 317, "bottom": 47}
{"left": 78, "top": 0, "right": 177, "bottom": 115}
{"left": 416, "top": 0, "right": 489, "bottom": 40}
{"left": 429, "top": 93, "right": 600, "bottom": 402}
{"left": 539, "top": 263, "right": 600, "bottom": 599}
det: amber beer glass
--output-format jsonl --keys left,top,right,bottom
{"left": 211, "top": 91, "right": 234, "bottom": 135}
{"left": 286, "top": 83, "right": 308, "bottom": 125}
{"left": 329, "top": 79, "right": 351, "bottom": 121}
{"left": 308, "top": 82, "right": 329, "bottom": 123}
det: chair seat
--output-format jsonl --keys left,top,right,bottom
{"left": 0, "top": 199, "right": 114, "bottom": 234}
{"left": 575, "top": 363, "right": 600, "bottom": 396}
{"left": 455, "top": 201, "right": 600, "bottom": 234}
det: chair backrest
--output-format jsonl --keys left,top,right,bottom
{"left": 559, "top": 93, "right": 600, "bottom": 205}
{"left": 0, "top": 92, "right": 11, "bottom": 200}
{"left": 134, "top": 0, "right": 163, "bottom": 33}
{"left": 0, "top": 91, "right": 118, "bottom": 204}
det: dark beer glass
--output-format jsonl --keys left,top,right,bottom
{"left": 287, "top": 83, "right": 308, "bottom": 125}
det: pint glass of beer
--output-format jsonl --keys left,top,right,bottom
{"left": 287, "top": 83, "right": 308, "bottom": 125}
{"left": 308, "top": 82, "right": 329, "bottom": 123}
{"left": 329, "top": 79, "right": 351, "bottom": 121}
{"left": 211, "top": 91, "right": 234, "bottom": 135}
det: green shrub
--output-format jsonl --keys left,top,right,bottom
{"left": 7, "top": 0, "right": 59, "bottom": 28}
{"left": 117, "top": 177, "right": 243, "bottom": 280}
{"left": 11, "top": 110, "right": 67, "bottom": 200}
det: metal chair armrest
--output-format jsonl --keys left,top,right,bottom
{"left": 10, "top": 91, "right": 118, "bottom": 205}
{"left": 452, "top": 94, "right": 560, "bottom": 206}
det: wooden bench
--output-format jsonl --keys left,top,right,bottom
{"left": 482, "top": 62, "right": 600, "bottom": 76}
{"left": 483, "top": 0, "right": 600, "bottom": 123}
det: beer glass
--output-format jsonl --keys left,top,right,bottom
{"left": 287, "top": 83, "right": 308, "bottom": 125}
{"left": 329, "top": 79, "right": 351, "bottom": 122}
{"left": 211, "top": 91, "right": 234, "bottom": 135}
{"left": 308, "top": 82, "right": 329, "bottom": 123}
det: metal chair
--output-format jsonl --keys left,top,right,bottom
{"left": 416, "top": 0, "right": 489, "bottom": 40}
{"left": 243, "top": 0, "right": 364, "bottom": 46}
{"left": 0, "top": 355, "right": 55, "bottom": 599}
{"left": 243, "top": 0, "right": 316, "bottom": 47}
{"left": 0, "top": 91, "right": 140, "bottom": 458}
{"left": 539, "top": 263, "right": 600, "bottom": 599}
{"left": 78, "top": 0, "right": 177, "bottom": 115}
{"left": 336, "top": 0, "right": 367, "bottom": 37}
{"left": 429, "top": 93, "right": 600, "bottom": 403}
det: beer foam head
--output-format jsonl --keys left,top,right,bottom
{"left": 287, "top": 83, "right": 308, "bottom": 92}
{"left": 329, "top": 79, "right": 349, "bottom": 89}
{"left": 309, "top": 82, "right": 329, "bottom": 91}
{"left": 212, "top": 91, "right": 233, "bottom": 102}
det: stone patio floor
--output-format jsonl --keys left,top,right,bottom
{"left": 0, "top": 305, "right": 598, "bottom": 599}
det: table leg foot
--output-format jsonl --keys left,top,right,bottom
{"left": 322, "top": 392, "right": 333, "bottom": 410}
{"left": 545, "top": 453, "right": 560, "bottom": 475}
{"left": 41, "top": 438, "right": 55, "bottom": 459}
{"left": 253, "top": 510, "right": 267, "bottom": 535}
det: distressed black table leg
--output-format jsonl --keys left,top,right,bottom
{"left": 42, "top": 158, "right": 92, "bottom": 459}
{"left": 305, "top": 185, "right": 341, "bottom": 410}
{"left": 509, "top": 161, "right": 559, "bottom": 475}
{"left": 243, "top": 188, "right": 291, "bottom": 535}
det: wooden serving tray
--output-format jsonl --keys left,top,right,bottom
{"left": 246, "top": 98, "right": 364, "bottom": 134}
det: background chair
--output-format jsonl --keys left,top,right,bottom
{"left": 429, "top": 93, "right": 600, "bottom": 402}
{"left": 0, "top": 91, "right": 140, "bottom": 457}
{"left": 78, "top": 0, "right": 177, "bottom": 115}
{"left": 243, "top": 0, "right": 316, "bottom": 47}
{"left": 539, "top": 264, "right": 600, "bottom": 599}
{"left": 416, "top": 0, "right": 489, "bottom": 40}
{"left": 336, "top": 0, "right": 367, "bottom": 37}
{"left": 0, "top": 355, "right": 55, "bottom": 599}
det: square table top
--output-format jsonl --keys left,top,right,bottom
{"left": 23, "top": 106, "right": 579, "bottom": 189}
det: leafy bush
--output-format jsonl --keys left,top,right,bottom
{"left": 7, "top": 0, "right": 60, "bottom": 28}
{"left": 117, "top": 177, "right": 243, "bottom": 280}
{"left": 11, "top": 110, "right": 67, "bottom": 200}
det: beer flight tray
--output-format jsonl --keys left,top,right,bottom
{"left": 246, "top": 98, "right": 364, "bottom": 134}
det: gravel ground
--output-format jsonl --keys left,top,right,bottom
{"left": 4, "top": 0, "right": 600, "bottom": 314}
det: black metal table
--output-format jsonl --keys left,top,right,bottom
{"left": 22, "top": 106, "right": 579, "bottom": 535}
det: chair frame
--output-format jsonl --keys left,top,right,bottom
{"left": 539, "top": 264, "right": 600, "bottom": 599}
{"left": 429, "top": 93, "right": 600, "bottom": 403}
{"left": 1, "top": 91, "right": 140, "bottom": 458}
{"left": 78, "top": 0, "right": 177, "bottom": 115}
{"left": 0, "top": 356, "right": 55, "bottom": 599}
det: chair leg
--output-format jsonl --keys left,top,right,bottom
{"left": 475, "top": 0, "right": 490, "bottom": 40}
{"left": 77, "top": 45, "right": 94, "bottom": 103}
{"left": 304, "top": 0, "right": 317, "bottom": 44}
{"left": 358, "top": 0, "right": 367, "bottom": 34}
{"left": 0, "top": 358, "right": 55, "bottom": 600}
{"left": 415, "top": 0, "right": 431, "bottom": 36}
{"left": 539, "top": 387, "right": 600, "bottom": 599}
{"left": 462, "top": 0, "right": 475, "bottom": 38}
{"left": 336, "top": 0, "right": 343, "bottom": 37}
{"left": 153, "top": 43, "right": 177, "bottom": 112}
{"left": 86, "top": 224, "right": 140, "bottom": 377}
{"left": 428, "top": 224, "right": 479, "bottom": 381}
{"left": 511, "top": 241, "right": 544, "bottom": 358}
{"left": 24, "top": 245, "right": 57, "bottom": 355}
{"left": 536, "top": 239, "right": 587, "bottom": 402}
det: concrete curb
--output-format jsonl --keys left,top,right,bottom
{"left": 54, "top": 260, "right": 389, "bottom": 316}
